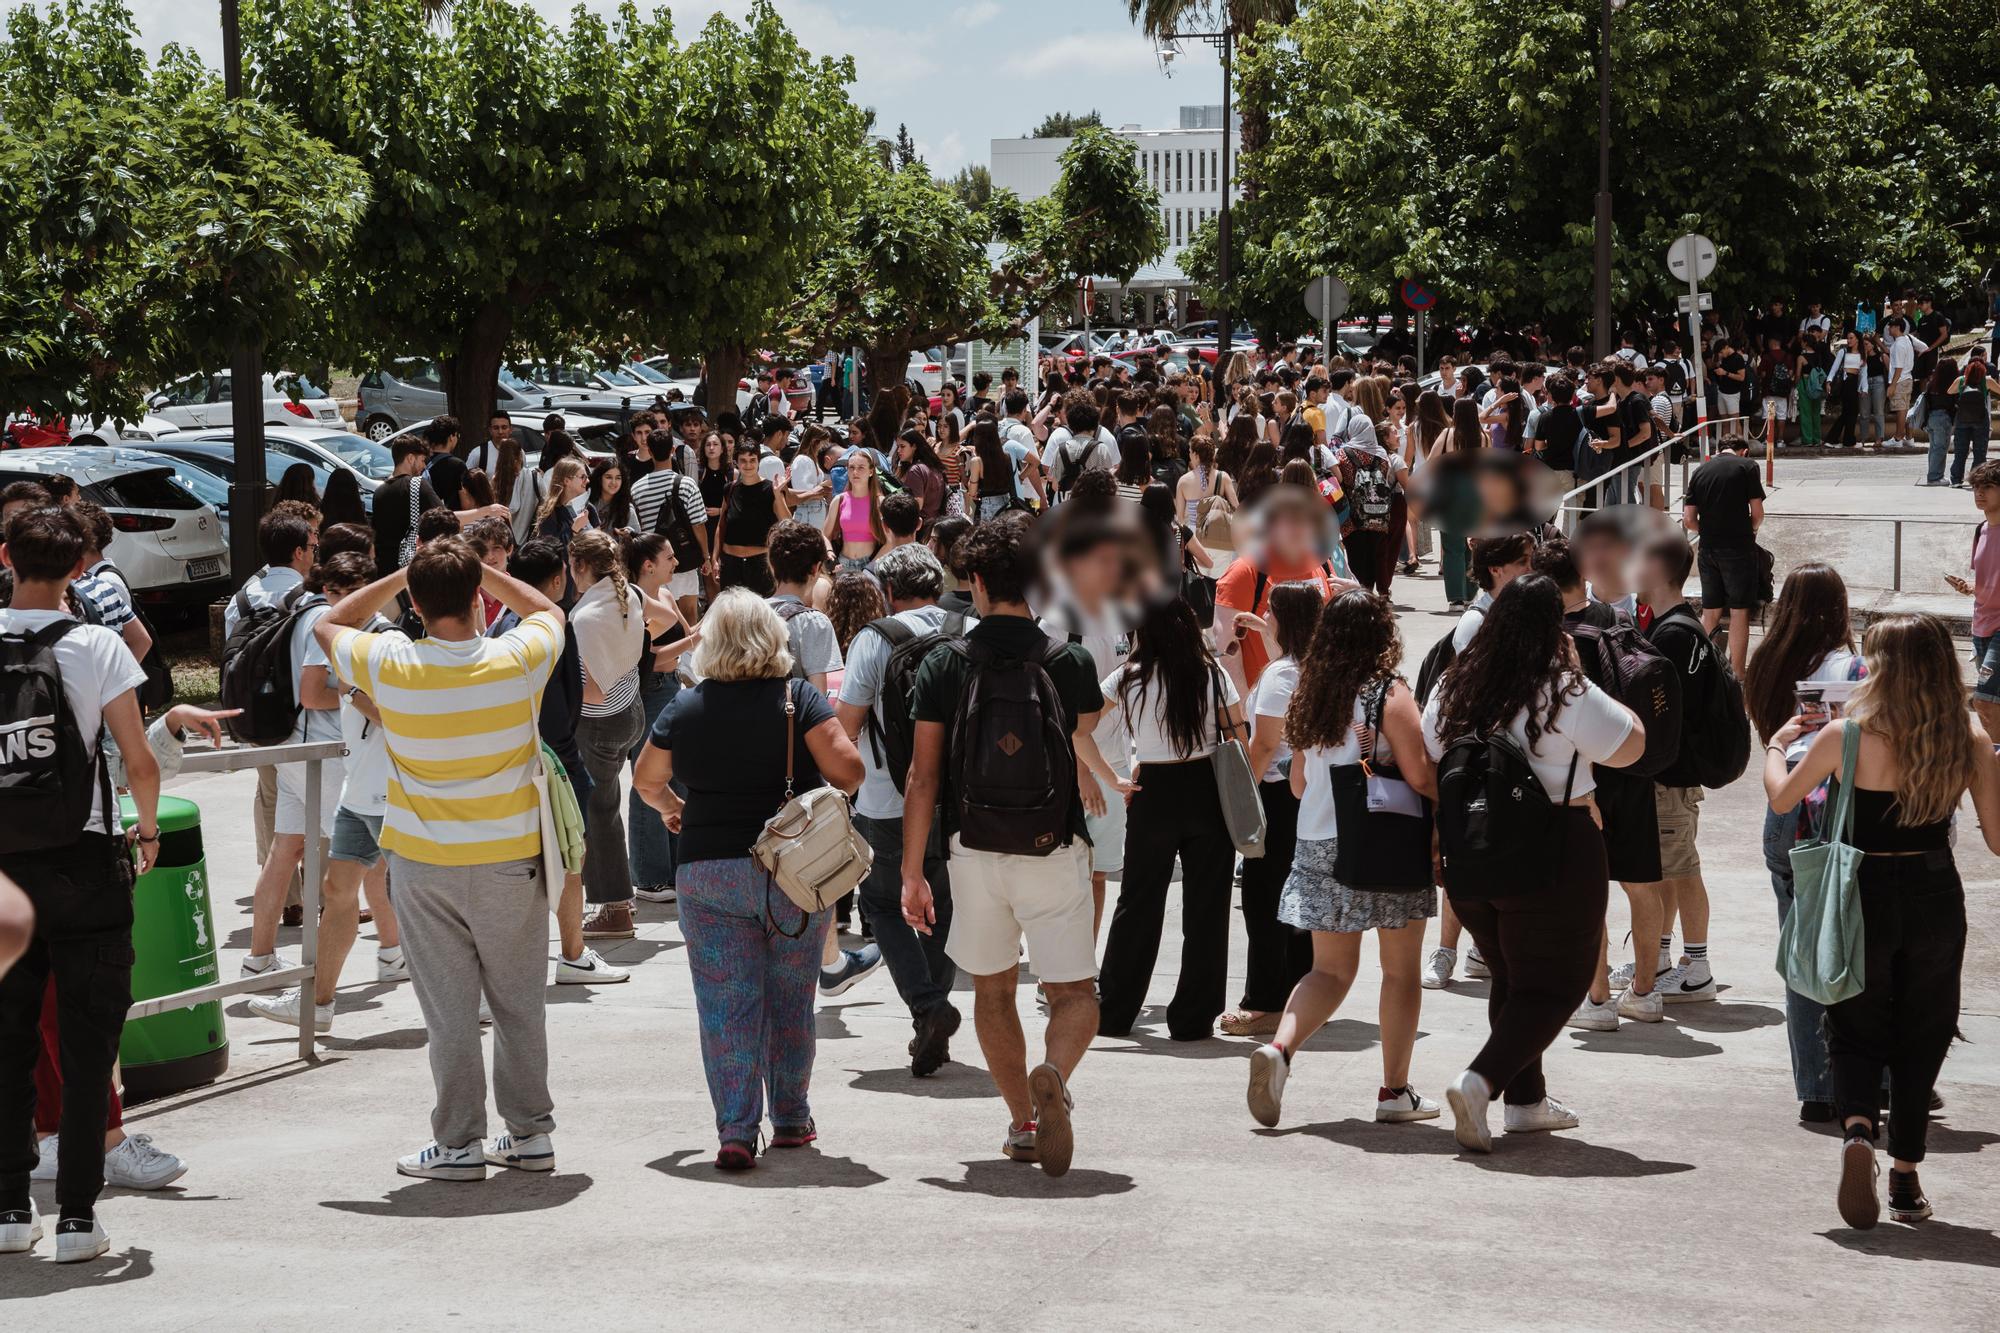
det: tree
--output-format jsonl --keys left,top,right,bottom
{"left": 949, "top": 164, "right": 993, "bottom": 211}
{"left": 1029, "top": 110, "right": 1104, "bottom": 138}
{"left": 0, "top": 0, "right": 364, "bottom": 422}
{"left": 893, "top": 123, "right": 920, "bottom": 169}
{"left": 1123, "top": 0, "right": 1297, "bottom": 195}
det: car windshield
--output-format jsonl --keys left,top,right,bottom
{"left": 87, "top": 468, "right": 204, "bottom": 512}
{"left": 309, "top": 431, "right": 394, "bottom": 481}
{"left": 275, "top": 373, "right": 328, "bottom": 401}
{"left": 157, "top": 464, "right": 228, "bottom": 510}
{"left": 623, "top": 361, "right": 670, "bottom": 384}
{"left": 595, "top": 366, "right": 642, "bottom": 388}
{"left": 499, "top": 367, "right": 541, "bottom": 392}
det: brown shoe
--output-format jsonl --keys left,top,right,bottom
{"left": 281, "top": 903, "right": 304, "bottom": 929}
{"left": 581, "top": 902, "right": 636, "bottom": 940}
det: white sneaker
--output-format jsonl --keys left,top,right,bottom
{"left": 478, "top": 997, "right": 493, "bottom": 1025}
{"left": 484, "top": 1131, "right": 555, "bottom": 1172}
{"left": 376, "top": 950, "right": 409, "bottom": 983}
{"left": 1247, "top": 1044, "right": 1289, "bottom": 1128}
{"left": 1616, "top": 987, "right": 1664, "bottom": 1023}
{"left": 1375, "top": 1086, "right": 1442, "bottom": 1123}
{"left": 102, "top": 1134, "right": 187, "bottom": 1190}
{"left": 1664, "top": 965, "right": 1717, "bottom": 1003}
{"left": 1567, "top": 995, "right": 1619, "bottom": 1031}
{"left": 555, "top": 947, "right": 630, "bottom": 985}
{"left": 248, "top": 987, "right": 333, "bottom": 1034}
{"left": 1421, "top": 948, "right": 1455, "bottom": 990}
{"left": 633, "top": 883, "right": 677, "bottom": 903}
{"left": 1445, "top": 1069, "right": 1493, "bottom": 1153}
{"left": 28, "top": 1134, "right": 55, "bottom": 1181}
{"left": 53, "top": 1216, "right": 109, "bottom": 1263}
{"left": 0, "top": 1202, "right": 40, "bottom": 1253}
{"left": 396, "top": 1140, "right": 486, "bottom": 1181}
{"left": 238, "top": 951, "right": 295, "bottom": 990}
{"left": 1607, "top": 961, "right": 1636, "bottom": 992}
{"left": 1463, "top": 949, "right": 1491, "bottom": 980}
{"left": 1504, "top": 1096, "right": 1581, "bottom": 1134}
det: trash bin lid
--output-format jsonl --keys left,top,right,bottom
{"left": 119, "top": 794, "right": 200, "bottom": 834}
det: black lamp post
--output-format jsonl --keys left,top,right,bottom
{"left": 1160, "top": 26, "right": 1237, "bottom": 364}
{"left": 221, "top": 0, "right": 264, "bottom": 589}
{"left": 1592, "top": 0, "right": 1629, "bottom": 360}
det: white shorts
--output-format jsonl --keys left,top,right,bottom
{"left": 944, "top": 836, "right": 1096, "bottom": 983}
{"left": 669, "top": 569, "right": 699, "bottom": 599}
{"left": 1083, "top": 758, "right": 1128, "bottom": 874}
{"left": 275, "top": 758, "right": 342, "bottom": 839}
{"left": 1640, "top": 455, "right": 1666, "bottom": 491}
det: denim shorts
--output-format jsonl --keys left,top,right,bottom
{"left": 329, "top": 808, "right": 385, "bottom": 866}
{"left": 1973, "top": 635, "right": 2000, "bottom": 703}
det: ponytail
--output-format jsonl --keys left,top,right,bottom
{"left": 571, "top": 528, "right": 629, "bottom": 621}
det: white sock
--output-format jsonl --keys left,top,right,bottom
{"left": 246, "top": 951, "right": 273, "bottom": 967}
{"left": 1437, "top": 946, "right": 1457, "bottom": 957}
{"left": 378, "top": 946, "right": 402, "bottom": 962}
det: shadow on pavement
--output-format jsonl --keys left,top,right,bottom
{"left": 919, "top": 1159, "right": 1136, "bottom": 1199}
{"left": 597, "top": 937, "right": 682, "bottom": 966}
{"left": 846, "top": 1065, "right": 998, "bottom": 1100}
{"left": 1823, "top": 1221, "right": 2000, "bottom": 1268}
{"left": 649, "top": 1149, "right": 886, "bottom": 1188}
{"left": 321, "top": 1171, "right": 593, "bottom": 1217}
{"left": 815, "top": 1000, "right": 883, "bottom": 1042}
{"left": 1664, "top": 1000, "right": 1786, "bottom": 1033}
{"left": 321, "top": 1026, "right": 429, "bottom": 1052}
{"left": 0, "top": 1246, "right": 154, "bottom": 1298}
{"left": 1265, "top": 1118, "right": 1696, "bottom": 1177}
{"left": 1566, "top": 1024, "right": 1724, "bottom": 1059}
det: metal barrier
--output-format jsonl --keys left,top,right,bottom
{"left": 1751, "top": 512, "right": 1977, "bottom": 592}
{"left": 1556, "top": 415, "right": 1753, "bottom": 523}
{"left": 125, "top": 738, "right": 343, "bottom": 1063}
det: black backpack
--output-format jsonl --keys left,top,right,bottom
{"left": 1648, "top": 607, "right": 1750, "bottom": 789}
{"left": 946, "top": 637, "right": 1073, "bottom": 856}
{"left": 1568, "top": 618, "right": 1682, "bottom": 777}
{"left": 863, "top": 611, "right": 967, "bottom": 793}
{"left": 219, "top": 584, "right": 322, "bottom": 746}
{"left": 1414, "top": 631, "right": 1458, "bottom": 707}
{"left": 0, "top": 620, "right": 115, "bottom": 853}
{"left": 1434, "top": 734, "right": 1577, "bottom": 897}
{"left": 650, "top": 473, "right": 706, "bottom": 574}
{"left": 1342, "top": 446, "right": 1397, "bottom": 533}
{"left": 94, "top": 562, "right": 173, "bottom": 712}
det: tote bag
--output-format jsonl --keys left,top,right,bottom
{"left": 1778, "top": 721, "right": 1866, "bottom": 1005}
{"left": 1208, "top": 671, "right": 1267, "bottom": 858}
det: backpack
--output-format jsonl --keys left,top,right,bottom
{"left": 1053, "top": 433, "right": 1090, "bottom": 499}
{"left": 219, "top": 584, "right": 321, "bottom": 746}
{"left": 1802, "top": 365, "right": 1827, "bottom": 404}
{"left": 773, "top": 598, "right": 814, "bottom": 681}
{"left": 1568, "top": 618, "right": 1682, "bottom": 777}
{"left": 862, "top": 612, "right": 967, "bottom": 793}
{"left": 650, "top": 473, "right": 706, "bottom": 574}
{"left": 1648, "top": 607, "right": 1750, "bottom": 789}
{"left": 0, "top": 620, "right": 115, "bottom": 852}
{"left": 93, "top": 562, "right": 173, "bottom": 711}
{"left": 945, "top": 636, "right": 1074, "bottom": 856}
{"left": 1342, "top": 447, "right": 1396, "bottom": 534}
{"left": 1434, "top": 733, "right": 1577, "bottom": 897}
{"left": 1414, "top": 631, "right": 1457, "bottom": 707}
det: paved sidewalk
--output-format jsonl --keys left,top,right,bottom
{"left": 8, "top": 529, "right": 2000, "bottom": 1329}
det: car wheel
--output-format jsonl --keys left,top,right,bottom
{"left": 362, "top": 416, "right": 397, "bottom": 441}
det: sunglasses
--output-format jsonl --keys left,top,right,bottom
{"left": 1222, "top": 621, "right": 1250, "bottom": 656}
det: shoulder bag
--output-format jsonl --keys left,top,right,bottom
{"left": 1208, "top": 670, "right": 1267, "bottom": 858}
{"left": 1778, "top": 720, "right": 1866, "bottom": 1005}
{"left": 753, "top": 679, "right": 873, "bottom": 916}
{"left": 1329, "top": 678, "right": 1435, "bottom": 891}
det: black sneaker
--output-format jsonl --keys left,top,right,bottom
{"left": 1888, "top": 1169, "right": 1932, "bottom": 1223}
{"left": 910, "top": 1001, "right": 962, "bottom": 1078}
{"left": 1800, "top": 1100, "right": 1836, "bottom": 1124}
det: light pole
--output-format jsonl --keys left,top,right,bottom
{"left": 222, "top": 0, "right": 264, "bottom": 589}
{"left": 1159, "top": 27, "right": 1237, "bottom": 364}
{"left": 1592, "top": 0, "right": 1629, "bottom": 360}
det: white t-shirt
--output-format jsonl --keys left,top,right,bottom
{"left": 1420, "top": 674, "right": 1634, "bottom": 800}
{"left": 292, "top": 603, "right": 343, "bottom": 745}
{"left": 1295, "top": 685, "right": 1407, "bottom": 842}
{"left": 0, "top": 608, "right": 145, "bottom": 831}
{"left": 788, "top": 453, "right": 829, "bottom": 530}
{"left": 1451, "top": 590, "right": 1494, "bottom": 651}
{"left": 338, "top": 613, "right": 396, "bottom": 815}
{"left": 758, "top": 451, "right": 786, "bottom": 486}
{"left": 1038, "top": 599, "right": 1134, "bottom": 753}
{"left": 842, "top": 605, "right": 974, "bottom": 819}
{"left": 1100, "top": 664, "right": 1240, "bottom": 766}
{"left": 1586, "top": 585, "right": 1637, "bottom": 619}
{"left": 1041, "top": 428, "right": 1118, "bottom": 493}
{"left": 1250, "top": 655, "right": 1299, "bottom": 784}
{"left": 1887, "top": 334, "right": 1918, "bottom": 382}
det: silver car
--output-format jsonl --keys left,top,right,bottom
{"left": 354, "top": 360, "right": 597, "bottom": 440}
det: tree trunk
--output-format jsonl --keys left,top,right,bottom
{"left": 442, "top": 299, "right": 513, "bottom": 443}
{"left": 865, "top": 339, "right": 912, "bottom": 445}
{"left": 704, "top": 341, "right": 749, "bottom": 430}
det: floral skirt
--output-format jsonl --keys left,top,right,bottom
{"left": 1278, "top": 836, "right": 1436, "bottom": 934}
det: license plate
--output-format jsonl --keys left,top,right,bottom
{"left": 317, "top": 407, "right": 340, "bottom": 422}
{"left": 187, "top": 558, "right": 221, "bottom": 581}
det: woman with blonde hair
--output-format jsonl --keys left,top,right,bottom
{"left": 1764, "top": 612, "right": 2000, "bottom": 1228}
{"left": 633, "top": 589, "right": 865, "bottom": 1170}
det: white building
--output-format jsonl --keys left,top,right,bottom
{"left": 989, "top": 110, "right": 1240, "bottom": 325}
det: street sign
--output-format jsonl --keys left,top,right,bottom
{"left": 1303, "top": 276, "right": 1349, "bottom": 323}
{"left": 1676, "top": 292, "right": 1714, "bottom": 313}
{"left": 1400, "top": 279, "right": 1435, "bottom": 312}
{"left": 1666, "top": 233, "right": 1717, "bottom": 283}
{"left": 969, "top": 317, "right": 1040, "bottom": 399}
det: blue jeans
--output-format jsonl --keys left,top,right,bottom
{"left": 1763, "top": 801, "right": 1833, "bottom": 1103}
{"left": 627, "top": 671, "right": 679, "bottom": 887}
{"left": 1951, "top": 422, "right": 1989, "bottom": 485}
{"left": 853, "top": 812, "right": 955, "bottom": 1021}
{"left": 1925, "top": 410, "right": 1954, "bottom": 482}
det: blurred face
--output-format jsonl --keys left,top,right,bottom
{"left": 1266, "top": 505, "right": 1313, "bottom": 560}
{"left": 1064, "top": 540, "right": 1124, "bottom": 604}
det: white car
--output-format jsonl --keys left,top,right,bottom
{"left": 0, "top": 446, "right": 228, "bottom": 604}
{"left": 148, "top": 370, "right": 344, "bottom": 431}
{"left": 381, "top": 412, "right": 621, "bottom": 467}
{"left": 65, "top": 413, "right": 185, "bottom": 448}
{"left": 640, "top": 356, "right": 755, "bottom": 413}
{"left": 907, "top": 350, "right": 945, "bottom": 397}
{"left": 183, "top": 425, "right": 392, "bottom": 500}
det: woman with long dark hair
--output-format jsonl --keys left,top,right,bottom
{"left": 1421, "top": 574, "right": 1646, "bottom": 1152}
{"left": 895, "top": 428, "right": 947, "bottom": 529}
{"left": 1765, "top": 614, "right": 2000, "bottom": 1227}
{"left": 1245, "top": 588, "right": 1440, "bottom": 1126}
{"left": 1236, "top": 441, "right": 1281, "bottom": 508}
{"left": 696, "top": 431, "right": 732, "bottom": 525}
{"left": 318, "top": 468, "right": 367, "bottom": 531}
{"left": 1827, "top": 329, "right": 1866, "bottom": 449}
{"left": 1114, "top": 427, "right": 1153, "bottom": 504}
{"left": 1095, "top": 595, "right": 1247, "bottom": 1041}
{"left": 588, "top": 457, "right": 631, "bottom": 531}
{"left": 276, "top": 463, "right": 321, "bottom": 510}
{"left": 965, "top": 418, "right": 1017, "bottom": 521}
{"left": 1146, "top": 404, "right": 1187, "bottom": 491}
{"left": 1217, "top": 413, "right": 1259, "bottom": 480}
{"left": 1920, "top": 355, "right": 1959, "bottom": 486}
{"left": 1744, "top": 561, "right": 1863, "bottom": 1121}
{"left": 1218, "top": 581, "right": 1320, "bottom": 1038}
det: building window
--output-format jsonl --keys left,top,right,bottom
{"left": 1197, "top": 150, "right": 1205, "bottom": 193}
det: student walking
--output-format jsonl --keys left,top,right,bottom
{"left": 569, "top": 531, "right": 657, "bottom": 943}
{"left": 1763, "top": 614, "right": 2000, "bottom": 1228}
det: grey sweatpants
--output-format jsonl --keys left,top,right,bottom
{"left": 386, "top": 852, "right": 556, "bottom": 1149}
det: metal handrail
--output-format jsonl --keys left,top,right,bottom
{"left": 1555, "top": 415, "right": 1753, "bottom": 518}
{"left": 1752, "top": 511, "right": 1980, "bottom": 592}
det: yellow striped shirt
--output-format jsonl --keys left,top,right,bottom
{"left": 331, "top": 611, "right": 561, "bottom": 866}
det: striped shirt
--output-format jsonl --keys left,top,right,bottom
{"left": 330, "top": 610, "right": 562, "bottom": 866}
{"left": 629, "top": 468, "right": 707, "bottom": 538}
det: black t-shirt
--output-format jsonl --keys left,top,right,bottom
{"left": 1645, "top": 602, "right": 1720, "bottom": 790}
{"left": 426, "top": 452, "right": 468, "bottom": 511}
{"left": 1618, "top": 390, "right": 1653, "bottom": 456}
{"left": 651, "top": 676, "right": 836, "bottom": 862}
{"left": 1915, "top": 312, "right": 1950, "bottom": 375}
{"left": 372, "top": 474, "right": 443, "bottom": 570}
{"left": 1716, "top": 352, "right": 1748, "bottom": 390}
{"left": 1683, "top": 453, "right": 1764, "bottom": 546}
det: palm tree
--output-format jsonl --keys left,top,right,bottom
{"left": 1122, "top": 0, "right": 1297, "bottom": 185}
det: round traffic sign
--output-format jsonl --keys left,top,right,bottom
{"left": 1666, "top": 233, "right": 1717, "bottom": 283}
{"left": 1400, "top": 279, "right": 1435, "bottom": 312}
{"left": 1304, "top": 276, "right": 1349, "bottom": 323}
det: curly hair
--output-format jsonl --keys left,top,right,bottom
{"left": 825, "top": 570, "right": 887, "bottom": 654}
{"left": 1847, "top": 613, "right": 1978, "bottom": 825}
{"left": 1433, "top": 573, "right": 1581, "bottom": 751}
{"left": 1285, "top": 589, "right": 1401, "bottom": 751}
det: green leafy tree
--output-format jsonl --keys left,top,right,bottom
{"left": 1029, "top": 110, "right": 1104, "bottom": 138}
{"left": 893, "top": 123, "right": 920, "bottom": 169}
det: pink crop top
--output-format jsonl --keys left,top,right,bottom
{"left": 838, "top": 493, "right": 875, "bottom": 543}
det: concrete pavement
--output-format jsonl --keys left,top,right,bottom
{"left": 8, "top": 466, "right": 2000, "bottom": 1329}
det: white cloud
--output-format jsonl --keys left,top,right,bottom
{"left": 918, "top": 130, "right": 968, "bottom": 173}
{"left": 953, "top": 1, "right": 1001, "bottom": 25}
{"left": 999, "top": 29, "right": 1163, "bottom": 80}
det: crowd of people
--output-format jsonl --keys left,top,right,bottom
{"left": 2, "top": 316, "right": 1996, "bottom": 1262}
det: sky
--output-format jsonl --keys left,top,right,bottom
{"left": 119, "top": 0, "right": 1222, "bottom": 175}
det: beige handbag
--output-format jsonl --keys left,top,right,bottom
{"left": 752, "top": 681, "right": 872, "bottom": 915}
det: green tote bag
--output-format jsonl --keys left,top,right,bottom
{"left": 1777, "top": 721, "right": 1866, "bottom": 1005}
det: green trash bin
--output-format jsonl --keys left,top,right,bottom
{"left": 118, "top": 794, "right": 229, "bottom": 1099}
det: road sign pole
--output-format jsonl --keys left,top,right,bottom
{"left": 1416, "top": 310, "right": 1426, "bottom": 379}
{"left": 1687, "top": 273, "right": 1709, "bottom": 448}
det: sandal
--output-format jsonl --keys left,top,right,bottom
{"left": 1218, "top": 1009, "right": 1281, "bottom": 1038}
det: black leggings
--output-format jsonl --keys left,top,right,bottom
{"left": 719, "top": 551, "right": 773, "bottom": 596}
{"left": 1097, "top": 755, "right": 1238, "bottom": 1040}
{"left": 1825, "top": 850, "right": 1965, "bottom": 1162}
{"left": 1238, "top": 778, "right": 1310, "bottom": 1011}
{"left": 1446, "top": 809, "right": 1606, "bottom": 1105}
{"left": 1829, "top": 376, "right": 1860, "bottom": 446}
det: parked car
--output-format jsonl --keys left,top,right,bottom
{"left": 0, "top": 447, "right": 229, "bottom": 604}
{"left": 147, "top": 371, "right": 343, "bottom": 430}
{"left": 381, "top": 411, "right": 620, "bottom": 468}
{"left": 354, "top": 360, "right": 617, "bottom": 441}
{"left": 182, "top": 426, "right": 392, "bottom": 502}
{"left": 142, "top": 439, "right": 347, "bottom": 516}
{"left": 66, "top": 413, "right": 185, "bottom": 448}
{"left": 1039, "top": 331, "right": 1108, "bottom": 362}
{"left": 907, "top": 350, "right": 945, "bottom": 397}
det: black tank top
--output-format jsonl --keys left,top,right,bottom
{"left": 1852, "top": 787, "right": 1951, "bottom": 854}
{"left": 723, "top": 480, "right": 777, "bottom": 546}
